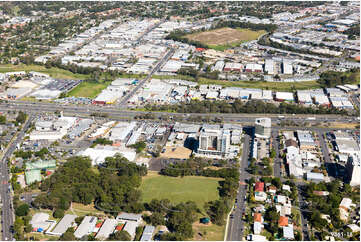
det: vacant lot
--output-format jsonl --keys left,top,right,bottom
{"left": 0, "top": 64, "right": 88, "bottom": 80}
{"left": 160, "top": 146, "right": 192, "bottom": 159}
{"left": 67, "top": 81, "right": 111, "bottom": 98}
{"left": 185, "top": 27, "right": 266, "bottom": 50}
{"left": 140, "top": 171, "right": 221, "bottom": 212}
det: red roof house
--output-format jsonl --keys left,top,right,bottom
{"left": 279, "top": 216, "right": 289, "bottom": 227}
{"left": 255, "top": 182, "right": 265, "bottom": 192}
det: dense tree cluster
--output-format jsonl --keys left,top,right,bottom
{"left": 143, "top": 199, "right": 199, "bottom": 240}
{"left": 160, "top": 157, "right": 239, "bottom": 180}
{"left": 248, "top": 157, "right": 273, "bottom": 176}
{"left": 33, "top": 155, "right": 147, "bottom": 213}
{"left": 16, "top": 111, "right": 27, "bottom": 124}
{"left": 343, "top": 24, "right": 360, "bottom": 40}
{"left": 303, "top": 180, "right": 360, "bottom": 230}
{"left": 145, "top": 99, "right": 349, "bottom": 115}
{"left": 215, "top": 20, "right": 277, "bottom": 33}
{"left": 318, "top": 69, "right": 360, "bottom": 88}
{"left": 129, "top": 141, "right": 146, "bottom": 153}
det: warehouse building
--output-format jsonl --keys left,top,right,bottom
{"left": 275, "top": 92, "right": 295, "bottom": 102}
{"left": 282, "top": 60, "right": 293, "bottom": 74}
{"left": 297, "top": 91, "right": 313, "bottom": 105}
{"left": 109, "top": 122, "right": 137, "bottom": 142}
{"left": 224, "top": 62, "right": 243, "bottom": 72}
{"left": 245, "top": 63, "right": 263, "bottom": 72}
{"left": 264, "top": 59, "right": 275, "bottom": 75}
{"left": 212, "top": 60, "right": 225, "bottom": 72}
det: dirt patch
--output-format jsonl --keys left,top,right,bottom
{"left": 185, "top": 27, "right": 265, "bottom": 46}
{"left": 160, "top": 146, "right": 192, "bottom": 159}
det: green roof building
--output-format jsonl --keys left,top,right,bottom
{"left": 25, "top": 170, "right": 42, "bottom": 185}
{"left": 26, "top": 160, "right": 56, "bottom": 171}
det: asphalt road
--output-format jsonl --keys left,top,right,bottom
{"left": 0, "top": 101, "right": 358, "bottom": 125}
{"left": 118, "top": 47, "right": 175, "bottom": 106}
{"left": 226, "top": 133, "right": 251, "bottom": 241}
{"left": 271, "top": 129, "right": 282, "bottom": 178}
{"left": 1, "top": 115, "right": 33, "bottom": 241}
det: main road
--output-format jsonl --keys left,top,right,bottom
{"left": 1, "top": 115, "right": 33, "bottom": 241}
{"left": 226, "top": 131, "right": 252, "bottom": 241}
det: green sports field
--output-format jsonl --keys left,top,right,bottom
{"left": 140, "top": 172, "right": 222, "bottom": 211}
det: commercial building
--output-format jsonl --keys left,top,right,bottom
{"left": 197, "top": 128, "right": 231, "bottom": 158}
{"left": 49, "top": 214, "right": 77, "bottom": 236}
{"left": 95, "top": 219, "right": 118, "bottom": 240}
{"left": 296, "top": 130, "right": 316, "bottom": 150}
{"left": 74, "top": 216, "right": 97, "bottom": 239}
{"left": 255, "top": 118, "right": 271, "bottom": 138}
{"left": 25, "top": 170, "right": 42, "bottom": 185}
{"left": 345, "top": 154, "right": 360, "bottom": 187}
{"left": 140, "top": 225, "right": 155, "bottom": 241}
{"left": 79, "top": 146, "right": 136, "bottom": 165}
{"left": 335, "top": 139, "right": 359, "bottom": 155}
{"left": 30, "top": 213, "right": 53, "bottom": 232}
{"left": 306, "top": 172, "right": 324, "bottom": 182}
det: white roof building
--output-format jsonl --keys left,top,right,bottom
{"left": 50, "top": 214, "right": 77, "bottom": 236}
{"left": 74, "top": 216, "right": 97, "bottom": 239}
{"left": 275, "top": 92, "right": 294, "bottom": 102}
{"left": 123, "top": 221, "right": 138, "bottom": 240}
{"left": 79, "top": 146, "right": 136, "bottom": 165}
{"left": 95, "top": 219, "right": 118, "bottom": 240}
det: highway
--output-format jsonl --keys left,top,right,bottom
{"left": 0, "top": 101, "right": 358, "bottom": 125}
{"left": 226, "top": 132, "right": 251, "bottom": 241}
{"left": 1, "top": 115, "right": 33, "bottom": 241}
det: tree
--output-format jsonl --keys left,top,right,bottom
{"left": 108, "top": 230, "right": 131, "bottom": 241}
{"left": 60, "top": 227, "right": 76, "bottom": 241}
{"left": 270, "top": 148, "right": 276, "bottom": 158}
{"left": 0, "top": 115, "right": 6, "bottom": 124}
{"left": 145, "top": 212, "right": 165, "bottom": 226}
{"left": 53, "top": 208, "right": 65, "bottom": 218}
{"left": 205, "top": 199, "right": 229, "bottom": 225}
{"left": 15, "top": 204, "right": 29, "bottom": 216}
{"left": 271, "top": 177, "right": 282, "bottom": 189}
{"left": 16, "top": 111, "right": 27, "bottom": 124}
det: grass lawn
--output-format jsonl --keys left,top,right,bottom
{"left": 67, "top": 81, "right": 112, "bottom": 98}
{"left": 198, "top": 78, "right": 322, "bottom": 91}
{"left": 192, "top": 221, "right": 225, "bottom": 241}
{"left": 140, "top": 171, "right": 222, "bottom": 212}
{"left": 70, "top": 202, "right": 106, "bottom": 217}
{"left": 185, "top": 28, "right": 266, "bottom": 51}
{"left": 0, "top": 64, "right": 88, "bottom": 80}
{"left": 153, "top": 74, "right": 322, "bottom": 92}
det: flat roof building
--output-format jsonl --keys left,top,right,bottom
{"left": 50, "top": 214, "right": 77, "bottom": 236}
{"left": 255, "top": 118, "right": 271, "bottom": 139}
{"left": 74, "top": 216, "right": 97, "bottom": 239}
